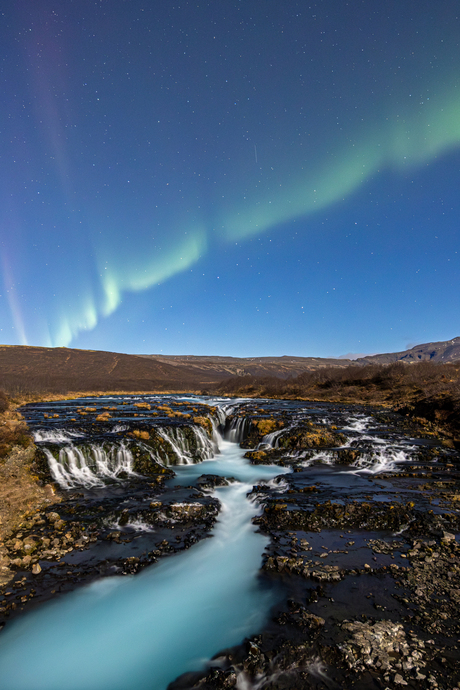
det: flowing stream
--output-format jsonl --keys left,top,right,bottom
{"left": 0, "top": 434, "right": 288, "bottom": 690}
{"left": 0, "top": 395, "right": 430, "bottom": 689}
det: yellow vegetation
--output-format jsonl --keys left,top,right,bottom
{"left": 193, "top": 416, "right": 212, "bottom": 435}
{"left": 132, "top": 429, "right": 150, "bottom": 440}
{"left": 254, "top": 419, "right": 277, "bottom": 435}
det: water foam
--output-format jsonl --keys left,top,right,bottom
{"left": 33, "top": 429, "right": 85, "bottom": 443}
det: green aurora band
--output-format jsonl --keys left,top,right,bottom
{"left": 15, "top": 85, "right": 460, "bottom": 348}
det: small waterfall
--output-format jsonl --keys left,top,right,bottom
{"left": 343, "top": 416, "right": 372, "bottom": 432}
{"left": 258, "top": 427, "right": 286, "bottom": 449}
{"left": 39, "top": 419, "right": 220, "bottom": 489}
{"left": 212, "top": 405, "right": 227, "bottom": 432}
{"left": 157, "top": 425, "right": 216, "bottom": 465}
{"left": 301, "top": 450, "right": 337, "bottom": 466}
{"left": 43, "top": 443, "right": 136, "bottom": 489}
{"left": 225, "top": 416, "right": 251, "bottom": 443}
{"left": 195, "top": 424, "right": 220, "bottom": 458}
{"left": 351, "top": 445, "right": 411, "bottom": 474}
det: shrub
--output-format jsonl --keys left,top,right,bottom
{"left": 0, "top": 390, "right": 9, "bottom": 413}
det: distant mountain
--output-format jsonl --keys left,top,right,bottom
{"left": 144, "top": 337, "right": 460, "bottom": 375}
{"left": 355, "top": 337, "right": 460, "bottom": 365}
{"left": 1, "top": 337, "right": 459, "bottom": 394}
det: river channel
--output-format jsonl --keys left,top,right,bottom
{"left": 0, "top": 395, "right": 459, "bottom": 689}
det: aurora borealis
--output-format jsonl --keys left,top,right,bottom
{"left": 1, "top": 0, "right": 459, "bottom": 356}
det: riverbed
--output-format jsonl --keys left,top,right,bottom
{"left": 0, "top": 395, "right": 459, "bottom": 689}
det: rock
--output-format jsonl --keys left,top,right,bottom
{"left": 244, "top": 450, "right": 269, "bottom": 464}
{"left": 394, "top": 673, "right": 408, "bottom": 685}
{"left": 167, "top": 503, "right": 206, "bottom": 520}
{"left": 441, "top": 531, "right": 456, "bottom": 543}
{"left": 302, "top": 612, "right": 325, "bottom": 629}
{"left": 133, "top": 429, "right": 150, "bottom": 440}
{"left": 23, "top": 537, "right": 38, "bottom": 555}
{"left": 32, "top": 563, "right": 41, "bottom": 575}
{"left": 340, "top": 619, "right": 426, "bottom": 677}
{"left": 107, "top": 531, "right": 122, "bottom": 540}
{"left": 119, "top": 509, "right": 130, "bottom": 526}
{"left": 196, "top": 474, "right": 236, "bottom": 489}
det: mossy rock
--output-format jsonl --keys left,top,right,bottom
{"left": 333, "top": 449, "right": 361, "bottom": 465}
{"left": 244, "top": 450, "right": 269, "bottom": 464}
{"left": 278, "top": 423, "right": 346, "bottom": 450}
{"left": 32, "top": 447, "right": 56, "bottom": 483}
{"left": 130, "top": 444, "right": 175, "bottom": 477}
{"left": 240, "top": 417, "right": 284, "bottom": 449}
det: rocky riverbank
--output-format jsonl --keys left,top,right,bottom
{"left": 170, "top": 403, "right": 460, "bottom": 690}
{"left": 0, "top": 395, "right": 227, "bottom": 628}
{"left": 0, "top": 391, "right": 62, "bottom": 587}
{"left": 2, "top": 393, "right": 460, "bottom": 688}
{"left": 0, "top": 476, "right": 222, "bottom": 629}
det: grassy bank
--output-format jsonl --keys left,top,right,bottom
{"left": 0, "top": 392, "right": 61, "bottom": 585}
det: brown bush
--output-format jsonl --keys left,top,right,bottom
{"left": 218, "top": 361, "right": 460, "bottom": 408}
{"left": 0, "top": 425, "right": 32, "bottom": 459}
{"left": 0, "top": 390, "right": 9, "bottom": 413}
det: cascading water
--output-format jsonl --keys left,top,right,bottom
{"left": 258, "top": 427, "right": 286, "bottom": 449}
{"left": 38, "top": 422, "right": 218, "bottom": 489}
{"left": 157, "top": 425, "right": 216, "bottom": 465}
{"left": 33, "top": 429, "right": 85, "bottom": 443}
{"left": 351, "top": 445, "right": 414, "bottom": 474}
{"left": 42, "top": 442, "right": 136, "bottom": 489}
{"left": 225, "top": 415, "right": 251, "bottom": 443}
{"left": 0, "top": 430, "right": 289, "bottom": 690}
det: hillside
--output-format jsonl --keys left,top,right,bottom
{"left": 0, "top": 346, "right": 222, "bottom": 394}
{"left": 356, "top": 337, "right": 460, "bottom": 365}
{"left": 146, "top": 337, "right": 460, "bottom": 375}
{"left": 143, "top": 354, "right": 356, "bottom": 379}
{"left": 1, "top": 336, "right": 460, "bottom": 396}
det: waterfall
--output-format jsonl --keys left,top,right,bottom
{"left": 43, "top": 443, "right": 136, "bottom": 489}
{"left": 157, "top": 425, "right": 216, "bottom": 465}
{"left": 258, "top": 427, "right": 286, "bottom": 449}
{"left": 225, "top": 415, "right": 251, "bottom": 443}
{"left": 211, "top": 405, "right": 227, "bottom": 432}
{"left": 41, "top": 424, "right": 217, "bottom": 488}
{"left": 33, "top": 429, "right": 85, "bottom": 443}
{"left": 351, "top": 445, "right": 411, "bottom": 474}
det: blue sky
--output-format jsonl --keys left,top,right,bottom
{"left": 1, "top": 0, "right": 459, "bottom": 356}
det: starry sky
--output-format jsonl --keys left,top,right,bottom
{"left": 1, "top": 0, "right": 459, "bottom": 357}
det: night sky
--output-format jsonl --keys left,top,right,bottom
{"left": 1, "top": 1, "right": 459, "bottom": 357}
